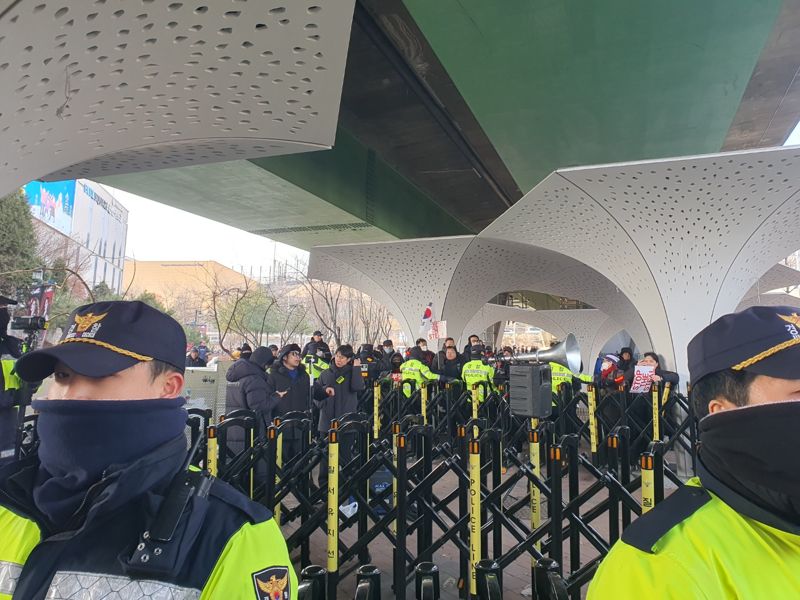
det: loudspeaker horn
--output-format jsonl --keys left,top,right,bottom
{"left": 493, "top": 333, "right": 581, "bottom": 373}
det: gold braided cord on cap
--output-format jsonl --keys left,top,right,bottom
{"left": 58, "top": 337, "right": 153, "bottom": 362}
{"left": 730, "top": 336, "right": 800, "bottom": 371}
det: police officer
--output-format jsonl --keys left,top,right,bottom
{"left": 302, "top": 342, "right": 330, "bottom": 381}
{"left": 461, "top": 344, "right": 497, "bottom": 403}
{"left": 400, "top": 345, "right": 445, "bottom": 398}
{"left": 0, "top": 296, "right": 23, "bottom": 465}
{"left": 588, "top": 305, "right": 800, "bottom": 598}
{"left": 301, "top": 330, "right": 331, "bottom": 361}
{"left": 0, "top": 300, "right": 296, "bottom": 598}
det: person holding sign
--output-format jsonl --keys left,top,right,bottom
{"left": 624, "top": 352, "right": 679, "bottom": 390}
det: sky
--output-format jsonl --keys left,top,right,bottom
{"left": 103, "top": 185, "right": 309, "bottom": 277}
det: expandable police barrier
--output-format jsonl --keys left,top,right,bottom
{"left": 196, "top": 377, "right": 696, "bottom": 598}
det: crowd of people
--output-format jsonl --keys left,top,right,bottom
{"left": 219, "top": 330, "right": 679, "bottom": 440}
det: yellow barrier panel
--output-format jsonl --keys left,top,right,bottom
{"left": 587, "top": 384, "right": 598, "bottom": 456}
{"left": 471, "top": 385, "right": 480, "bottom": 438}
{"left": 651, "top": 386, "right": 660, "bottom": 441}
{"left": 641, "top": 454, "right": 655, "bottom": 513}
{"left": 391, "top": 423, "right": 399, "bottom": 535}
{"left": 206, "top": 426, "right": 218, "bottom": 477}
{"left": 326, "top": 430, "right": 339, "bottom": 574}
{"left": 529, "top": 418, "right": 541, "bottom": 555}
{"left": 421, "top": 385, "right": 428, "bottom": 425}
{"left": 661, "top": 381, "right": 672, "bottom": 413}
{"left": 373, "top": 383, "right": 381, "bottom": 440}
{"left": 275, "top": 431, "right": 283, "bottom": 524}
{"left": 469, "top": 439, "right": 481, "bottom": 596}
{"left": 249, "top": 427, "right": 255, "bottom": 499}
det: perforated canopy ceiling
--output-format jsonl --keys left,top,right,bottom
{"left": 0, "top": 0, "right": 356, "bottom": 196}
{"left": 309, "top": 146, "right": 800, "bottom": 377}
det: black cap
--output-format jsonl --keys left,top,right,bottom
{"left": 382, "top": 339, "right": 393, "bottom": 346}
{"left": 15, "top": 301, "right": 186, "bottom": 382}
{"left": 688, "top": 305, "right": 800, "bottom": 383}
{"left": 0, "top": 295, "right": 18, "bottom": 307}
{"left": 313, "top": 330, "right": 322, "bottom": 337}
{"left": 470, "top": 344, "right": 485, "bottom": 358}
{"left": 278, "top": 343, "right": 301, "bottom": 362}
{"left": 250, "top": 346, "right": 274, "bottom": 369}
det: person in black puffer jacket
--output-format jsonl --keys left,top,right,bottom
{"left": 313, "top": 344, "right": 364, "bottom": 486}
{"left": 224, "top": 346, "right": 274, "bottom": 456}
{"left": 267, "top": 344, "right": 311, "bottom": 459}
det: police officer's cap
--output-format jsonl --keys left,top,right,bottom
{"left": 470, "top": 344, "right": 485, "bottom": 358}
{"left": 688, "top": 305, "right": 800, "bottom": 384}
{"left": 15, "top": 300, "right": 186, "bottom": 382}
{"left": 0, "top": 295, "right": 18, "bottom": 307}
{"left": 312, "top": 330, "right": 323, "bottom": 337}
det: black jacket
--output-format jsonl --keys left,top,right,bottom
{"left": 0, "top": 435, "right": 287, "bottom": 599}
{"left": 185, "top": 355, "right": 206, "bottom": 367}
{"left": 225, "top": 358, "right": 271, "bottom": 450}
{"left": 301, "top": 340, "right": 331, "bottom": 360}
{"left": 313, "top": 363, "right": 365, "bottom": 432}
{"left": 267, "top": 364, "right": 311, "bottom": 439}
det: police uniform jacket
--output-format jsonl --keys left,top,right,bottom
{"left": 0, "top": 434, "right": 296, "bottom": 599}
{"left": 399, "top": 359, "right": 440, "bottom": 398}
{"left": 0, "top": 335, "right": 22, "bottom": 464}
{"left": 588, "top": 468, "right": 800, "bottom": 599}
{"left": 312, "top": 363, "right": 365, "bottom": 433}
{"left": 461, "top": 360, "right": 496, "bottom": 402}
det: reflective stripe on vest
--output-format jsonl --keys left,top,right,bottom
{"left": 0, "top": 560, "right": 22, "bottom": 596}
{"left": 46, "top": 571, "right": 200, "bottom": 599}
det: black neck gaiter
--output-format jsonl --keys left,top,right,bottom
{"left": 699, "top": 401, "right": 800, "bottom": 524}
{"left": 32, "top": 398, "right": 187, "bottom": 529}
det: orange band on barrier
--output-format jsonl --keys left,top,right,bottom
{"left": 398, "top": 434, "right": 406, "bottom": 448}
{"left": 207, "top": 426, "right": 216, "bottom": 438}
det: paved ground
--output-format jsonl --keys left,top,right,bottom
{"left": 280, "top": 442, "right": 680, "bottom": 599}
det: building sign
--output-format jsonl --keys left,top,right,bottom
{"left": 22, "top": 180, "right": 76, "bottom": 235}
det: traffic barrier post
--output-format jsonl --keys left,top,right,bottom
{"left": 326, "top": 429, "right": 339, "bottom": 598}
{"left": 469, "top": 439, "right": 482, "bottom": 596}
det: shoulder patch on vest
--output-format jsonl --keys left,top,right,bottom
{"left": 621, "top": 484, "right": 711, "bottom": 553}
{"left": 253, "top": 566, "right": 290, "bottom": 599}
{"left": 209, "top": 478, "right": 273, "bottom": 524}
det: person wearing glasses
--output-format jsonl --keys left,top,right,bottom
{"left": 267, "top": 344, "right": 311, "bottom": 458}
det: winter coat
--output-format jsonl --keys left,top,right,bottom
{"left": 312, "top": 363, "right": 365, "bottom": 433}
{"left": 301, "top": 340, "right": 331, "bottom": 360}
{"left": 267, "top": 363, "right": 311, "bottom": 440}
{"left": 185, "top": 354, "right": 207, "bottom": 367}
{"left": 432, "top": 357, "right": 466, "bottom": 379}
{"left": 225, "top": 359, "right": 271, "bottom": 417}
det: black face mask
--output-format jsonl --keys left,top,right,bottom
{"left": 700, "top": 401, "right": 800, "bottom": 524}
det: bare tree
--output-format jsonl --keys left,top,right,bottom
{"left": 297, "top": 272, "right": 345, "bottom": 347}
